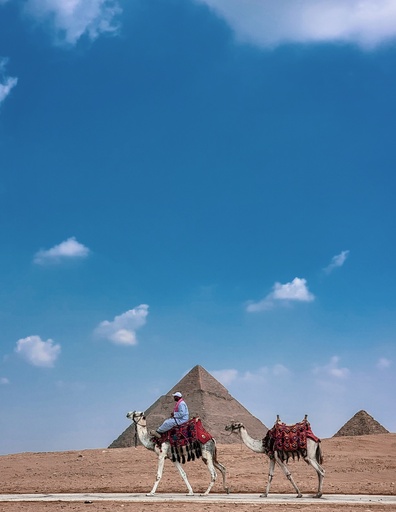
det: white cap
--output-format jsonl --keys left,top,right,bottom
{"left": 172, "top": 392, "right": 182, "bottom": 398}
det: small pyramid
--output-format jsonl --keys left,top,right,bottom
{"left": 333, "top": 410, "right": 389, "bottom": 437}
{"left": 109, "top": 365, "right": 267, "bottom": 447}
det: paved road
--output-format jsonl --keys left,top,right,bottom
{"left": 1, "top": 493, "right": 395, "bottom": 505}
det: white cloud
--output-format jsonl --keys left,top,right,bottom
{"left": 1, "top": 377, "right": 10, "bottom": 385}
{"left": 33, "top": 237, "right": 90, "bottom": 265}
{"left": 197, "top": 0, "right": 396, "bottom": 49}
{"left": 324, "top": 250, "right": 350, "bottom": 274}
{"left": 0, "top": 58, "right": 18, "bottom": 106}
{"left": 212, "top": 364, "right": 288, "bottom": 387}
{"left": 376, "top": 357, "right": 391, "bottom": 369}
{"left": 94, "top": 304, "right": 149, "bottom": 346}
{"left": 272, "top": 363, "right": 290, "bottom": 377}
{"left": 246, "top": 277, "right": 314, "bottom": 312}
{"left": 211, "top": 365, "right": 297, "bottom": 427}
{"left": 15, "top": 335, "right": 61, "bottom": 367}
{"left": 272, "top": 278, "right": 314, "bottom": 301}
{"left": 313, "top": 355, "right": 350, "bottom": 379}
{"left": 24, "top": 0, "right": 122, "bottom": 45}
{"left": 211, "top": 368, "right": 239, "bottom": 386}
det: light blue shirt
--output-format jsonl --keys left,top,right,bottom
{"left": 156, "top": 399, "right": 189, "bottom": 433}
{"left": 173, "top": 399, "right": 189, "bottom": 424}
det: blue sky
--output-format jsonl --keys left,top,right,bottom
{"left": 1, "top": 0, "right": 395, "bottom": 455}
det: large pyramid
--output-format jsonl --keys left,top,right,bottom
{"left": 110, "top": 365, "right": 267, "bottom": 447}
{"left": 333, "top": 410, "right": 389, "bottom": 437}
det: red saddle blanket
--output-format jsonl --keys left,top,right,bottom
{"left": 153, "top": 417, "right": 213, "bottom": 464}
{"left": 156, "top": 417, "right": 212, "bottom": 447}
{"left": 263, "top": 419, "right": 320, "bottom": 460}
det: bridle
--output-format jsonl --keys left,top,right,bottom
{"left": 225, "top": 422, "right": 243, "bottom": 435}
{"left": 131, "top": 412, "right": 146, "bottom": 447}
{"left": 132, "top": 413, "right": 146, "bottom": 427}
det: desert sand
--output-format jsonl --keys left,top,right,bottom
{"left": 1, "top": 433, "right": 395, "bottom": 512}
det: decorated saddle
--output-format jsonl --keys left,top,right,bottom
{"left": 263, "top": 417, "right": 320, "bottom": 462}
{"left": 152, "top": 417, "right": 213, "bottom": 464}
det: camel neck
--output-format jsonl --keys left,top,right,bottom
{"left": 136, "top": 423, "right": 155, "bottom": 450}
{"left": 240, "top": 427, "right": 265, "bottom": 453}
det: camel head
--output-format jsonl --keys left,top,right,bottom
{"left": 225, "top": 421, "right": 244, "bottom": 433}
{"left": 126, "top": 410, "right": 146, "bottom": 426}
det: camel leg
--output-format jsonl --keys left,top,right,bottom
{"left": 172, "top": 460, "right": 194, "bottom": 495}
{"left": 274, "top": 456, "right": 302, "bottom": 498}
{"left": 208, "top": 441, "right": 229, "bottom": 494}
{"left": 147, "top": 453, "right": 166, "bottom": 496}
{"left": 260, "top": 458, "right": 275, "bottom": 497}
{"left": 304, "top": 457, "right": 325, "bottom": 498}
{"left": 305, "top": 441, "right": 325, "bottom": 497}
{"left": 201, "top": 453, "right": 217, "bottom": 495}
{"left": 213, "top": 459, "right": 229, "bottom": 494}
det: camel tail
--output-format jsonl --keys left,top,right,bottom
{"left": 316, "top": 442, "right": 324, "bottom": 465}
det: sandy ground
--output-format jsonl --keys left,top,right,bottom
{"left": 1, "top": 434, "right": 395, "bottom": 512}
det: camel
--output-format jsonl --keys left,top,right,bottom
{"left": 225, "top": 415, "right": 325, "bottom": 498}
{"left": 127, "top": 411, "right": 229, "bottom": 496}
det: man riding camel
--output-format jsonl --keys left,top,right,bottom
{"left": 151, "top": 392, "right": 189, "bottom": 438}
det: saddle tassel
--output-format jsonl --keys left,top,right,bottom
{"left": 171, "top": 445, "right": 177, "bottom": 463}
{"left": 179, "top": 446, "right": 186, "bottom": 464}
{"left": 194, "top": 441, "right": 202, "bottom": 459}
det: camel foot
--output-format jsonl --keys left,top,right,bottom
{"left": 296, "top": 493, "right": 303, "bottom": 498}
{"left": 225, "top": 487, "right": 230, "bottom": 495}
{"left": 146, "top": 493, "right": 155, "bottom": 497}
{"left": 315, "top": 493, "right": 323, "bottom": 498}
{"left": 259, "top": 493, "right": 268, "bottom": 498}
{"left": 186, "top": 492, "right": 194, "bottom": 496}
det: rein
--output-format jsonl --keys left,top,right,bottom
{"left": 133, "top": 415, "right": 146, "bottom": 426}
{"left": 228, "top": 424, "right": 244, "bottom": 452}
{"left": 133, "top": 414, "right": 146, "bottom": 448}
